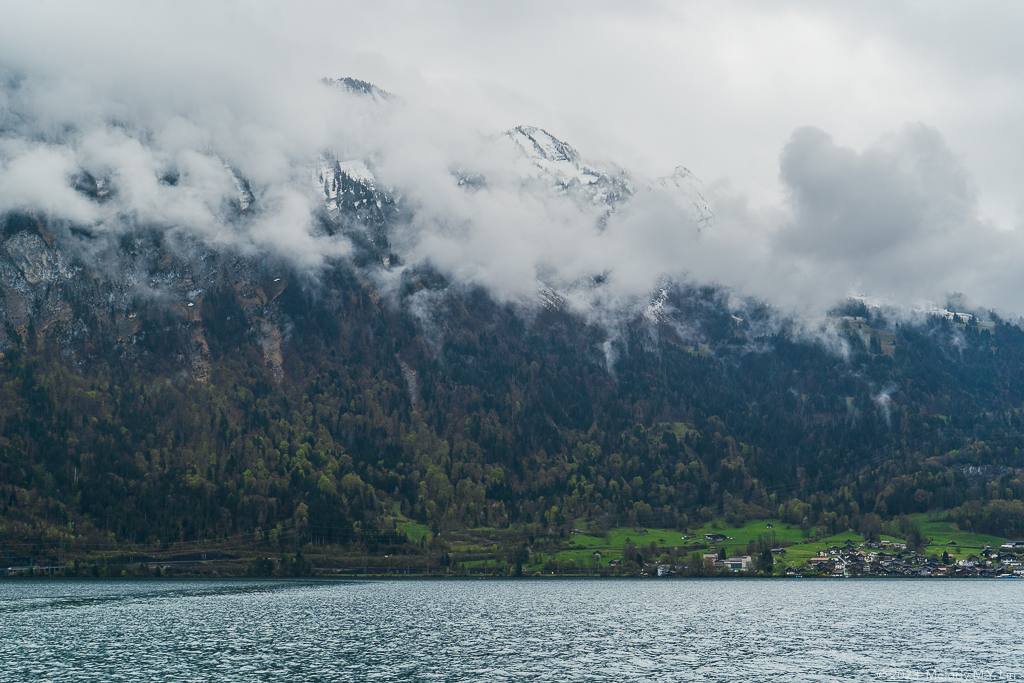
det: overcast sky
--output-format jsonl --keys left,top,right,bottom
{"left": 2, "top": 1, "right": 1024, "bottom": 316}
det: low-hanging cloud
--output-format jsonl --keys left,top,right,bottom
{"left": 381, "top": 115, "right": 1024, "bottom": 323}
{"left": 768, "top": 124, "right": 1024, "bottom": 314}
{"left": 1, "top": 40, "right": 1023, "bottom": 326}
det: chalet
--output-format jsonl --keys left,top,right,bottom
{"left": 705, "top": 533, "right": 729, "bottom": 542}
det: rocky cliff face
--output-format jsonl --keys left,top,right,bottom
{"left": 313, "top": 154, "right": 400, "bottom": 265}
{"left": 0, "top": 212, "right": 292, "bottom": 383}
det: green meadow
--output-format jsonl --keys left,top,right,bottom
{"left": 549, "top": 517, "right": 1012, "bottom": 569}
{"left": 397, "top": 509, "right": 1014, "bottom": 572}
{"left": 397, "top": 522, "right": 430, "bottom": 544}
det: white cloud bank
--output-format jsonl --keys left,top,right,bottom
{"left": 1, "top": 1, "right": 1023, "bottom": 321}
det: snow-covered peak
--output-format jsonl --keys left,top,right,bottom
{"left": 651, "top": 166, "right": 715, "bottom": 230}
{"left": 509, "top": 126, "right": 580, "bottom": 165}
{"left": 506, "top": 125, "right": 601, "bottom": 186}
{"left": 505, "top": 125, "right": 632, "bottom": 210}
{"left": 504, "top": 126, "right": 714, "bottom": 231}
{"left": 321, "top": 77, "right": 393, "bottom": 102}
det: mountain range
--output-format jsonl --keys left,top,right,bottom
{"left": 1, "top": 77, "right": 1023, "bottom": 574}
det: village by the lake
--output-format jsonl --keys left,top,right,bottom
{"left": 691, "top": 535, "right": 1024, "bottom": 579}
{"left": 10, "top": 513, "right": 1019, "bottom": 579}
{"left": 393, "top": 514, "right": 1024, "bottom": 580}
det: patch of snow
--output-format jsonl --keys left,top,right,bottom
{"left": 537, "top": 282, "right": 565, "bottom": 311}
{"left": 338, "top": 160, "right": 375, "bottom": 185}
{"left": 226, "top": 166, "right": 252, "bottom": 211}
{"left": 644, "top": 288, "right": 668, "bottom": 322}
{"left": 314, "top": 156, "right": 378, "bottom": 207}
{"left": 314, "top": 155, "right": 338, "bottom": 202}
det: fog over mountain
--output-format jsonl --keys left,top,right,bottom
{"left": 2, "top": 1, "right": 1024, "bottom": 322}
{"left": 9, "top": 2, "right": 1024, "bottom": 576}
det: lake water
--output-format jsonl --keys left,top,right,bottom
{"left": 1, "top": 578, "right": 1022, "bottom": 682}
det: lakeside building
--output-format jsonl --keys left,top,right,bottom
{"left": 702, "top": 553, "right": 753, "bottom": 572}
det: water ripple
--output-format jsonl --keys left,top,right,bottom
{"left": 1, "top": 579, "right": 1023, "bottom": 682}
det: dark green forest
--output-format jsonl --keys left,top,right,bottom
{"left": 3, "top": 256, "right": 1024, "bottom": 569}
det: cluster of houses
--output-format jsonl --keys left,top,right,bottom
{"left": 601, "top": 528, "right": 1024, "bottom": 578}
{"left": 790, "top": 539, "right": 1024, "bottom": 578}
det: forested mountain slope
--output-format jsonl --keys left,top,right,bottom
{"left": 2, "top": 215, "right": 1023, "bottom": 561}
{"left": 2, "top": 77, "right": 1024, "bottom": 568}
